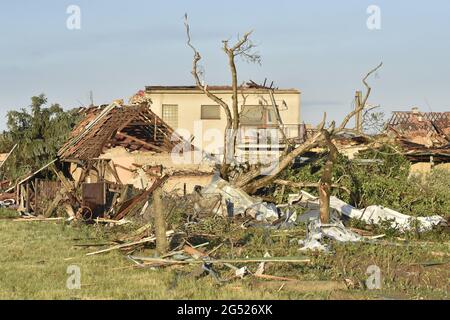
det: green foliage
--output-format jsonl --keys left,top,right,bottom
{"left": 279, "top": 146, "right": 450, "bottom": 217}
{"left": 406, "top": 169, "right": 450, "bottom": 218}
{"left": 0, "top": 94, "right": 80, "bottom": 181}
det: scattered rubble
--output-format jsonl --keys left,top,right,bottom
{"left": 0, "top": 102, "right": 447, "bottom": 285}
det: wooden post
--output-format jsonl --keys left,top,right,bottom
{"left": 34, "top": 178, "right": 39, "bottom": 215}
{"left": 25, "top": 182, "right": 30, "bottom": 213}
{"left": 355, "top": 91, "right": 363, "bottom": 133}
{"left": 319, "top": 130, "right": 338, "bottom": 224}
{"left": 153, "top": 186, "right": 167, "bottom": 255}
{"left": 16, "top": 184, "right": 20, "bottom": 207}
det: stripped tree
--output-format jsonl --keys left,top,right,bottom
{"left": 184, "top": 17, "right": 382, "bottom": 222}
{"left": 184, "top": 15, "right": 260, "bottom": 179}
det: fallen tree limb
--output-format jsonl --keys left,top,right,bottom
{"left": 86, "top": 230, "right": 175, "bottom": 256}
{"left": 130, "top": 256, "right": 310, "bottom": 265}
{"left": 13, "top": 217, "right": 64, "bottom": 222}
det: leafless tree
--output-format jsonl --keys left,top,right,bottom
{"left": 184, "top": 16, "right": 260, "bottom": 179}
{"left": 184, "top": 17, "right": 382, "bottom": 222}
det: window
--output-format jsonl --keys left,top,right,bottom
{"left": 201, "top": 105, "right": 221, "bottom": 120}
{"left": 162, "top": 104, "right": 178, "bottom": 129}
{"left": 240, "top": 105, "right": 263, "bottom": 125}
{"left": 240, "top": 105, "right": 277, "bottom": 126}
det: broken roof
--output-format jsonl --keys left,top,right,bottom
{"left": 388, "top": 111, "right": 450, "bottom": 136}
{"left": 387, "top": 110, "right": 450, "bottom": 161}
{"left": 58, "top": 102, "right": 190, "bottom": 161}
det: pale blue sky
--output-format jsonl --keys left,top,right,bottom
{"left": 1, "top": 0, "right": 449, "bottom": 130}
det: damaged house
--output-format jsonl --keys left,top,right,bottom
{"left": 386, "top": 108, "right": 450, "bottom": 172}
{"left": 57, "top": 101, "right": 213, "bottom": 191}
{"left": 7, "top": 82, "right": 307, "bottom": 219}
{"left": 11, "top": 101, "right": 214, "bottom": 218}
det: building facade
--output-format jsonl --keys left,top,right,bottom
{"left": 139, "top": 85, "right": 302, "bottom": 158}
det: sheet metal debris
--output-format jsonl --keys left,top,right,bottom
{"left": 201, "top": 175, "right": 279, "bottom": 222}
{"left": 291, "top": 191, "right": 445, "bottom": 232}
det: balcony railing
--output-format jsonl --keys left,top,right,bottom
{"left": 237, "top": 124, "right": 313, "bottom": 147}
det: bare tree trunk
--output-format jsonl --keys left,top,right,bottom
{"left": 185, "top": 17, "right": 260, "bottom": 180}
{"left": 319, "top": 130, "right": 338, "bottom": 223}
{"left": 227, "top": 52, "right": 240, "bottom": 132}
{"left": 185, "top": 18, "right": 234, "bottom": 178}
{"left": 153, "top": 186, "right": 167, "bottom": 255}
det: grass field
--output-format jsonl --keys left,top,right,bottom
{"left": 0, "top": 209, "right": 448, "bottom": 300}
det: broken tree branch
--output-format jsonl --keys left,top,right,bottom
{"left": 337, "top": 62, "right": 383, "bottom": 132}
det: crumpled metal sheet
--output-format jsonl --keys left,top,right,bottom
{"left": 362, "top": 205, "right": 445, "bottom": 232}
{"left": 292, "top": 192, "right": 445, "bottom": 232}
{"left": 298, "top": 211, "right": 362, "bottom": 252}
{"left": 202, "top": 175, "right": 279, "bottom": 222}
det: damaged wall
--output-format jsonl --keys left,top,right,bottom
{"left": 68, "top": 146, "right": 215, "bottom": 193}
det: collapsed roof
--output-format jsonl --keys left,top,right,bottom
{"left": 387, "top": 110, "right": 450, "bottom": 161}
{"left": 58, "top": 102, "right": 189, "bottom": 161}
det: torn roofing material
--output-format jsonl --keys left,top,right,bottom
{"left": 388, "top": 111, "right": 450, "bottom": 137}
{"left": 387, "top": 110, "right": 450, "bottom": 161}
{"left": 58, "top": 102, "right": 191, "bottom": 161}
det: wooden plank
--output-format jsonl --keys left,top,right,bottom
{"left": 5, "top": 159, "right": 58, "bottom": 193}
{"left": 25, "top": 183, "right": 30, "bottom": 213}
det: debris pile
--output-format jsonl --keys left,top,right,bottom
{"left": 72, "top": 173, "right": 445, "bottom": 283}
{"left": 201, "top": 175, "right": 279, "bottom": 222}
{"left": 0, "top": 101, "right": 447, "bottom": 285}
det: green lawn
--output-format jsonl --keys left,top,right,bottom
{"left": 0, "top": 209, "right": 448, "bottom": 300}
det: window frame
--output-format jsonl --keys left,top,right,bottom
{"left": 161, "top": 104, "right": 179, "bottom": 129}
{"left": 200, "top": 105, "right": 221, "bottom": 120}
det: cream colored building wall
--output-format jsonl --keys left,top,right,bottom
{"left": 145, "top": 89, "right": 301, "bottom": 153}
